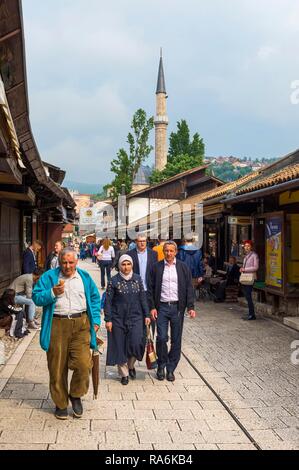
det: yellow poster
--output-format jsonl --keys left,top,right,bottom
{"left": 266, "top": 217, "right": 282, "bottom": 288}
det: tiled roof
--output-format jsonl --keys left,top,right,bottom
{"left": 236, "top": 163, "right": 299, "bottom": 195}
{"left": 199, "top": 171, "right": 260, "bottom": 202}
{"left": 126, "top": 164, "right": 209, "bottom": 199}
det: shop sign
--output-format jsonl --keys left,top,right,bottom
{"left": 266, "top": 216, "right": 283, "bottom": 288}
{"left": 80, "top": 208, "right": 98, "bottom": 225}
{"left": 228, "top": 216, "right": 251, "bottom": 225}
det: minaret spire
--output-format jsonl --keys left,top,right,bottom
{"left": 154, "top": 49, "right": 169, "bottom": 171}
{"left": 156, "top": 49, "right": 167, "bottom": 95}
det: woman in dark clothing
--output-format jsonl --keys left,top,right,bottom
{"left": 104, "top": 254, "right": 151, "bottom": 385}
{"left": 0, "top": 289, "right": 28, "bottom": 338}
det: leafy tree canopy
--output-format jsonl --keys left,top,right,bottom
{"left": 106, "top": 109, "right": 154, "bottom": 200}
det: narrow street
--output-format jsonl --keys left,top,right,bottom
{"left": 0, "top": 260, "right": 298, "bottom": 450}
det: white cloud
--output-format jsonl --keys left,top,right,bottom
{"left": 30, "top": 84, "right": 129, "bottom": 136}
{"left": 257, "top": 46, "right": 278, "bottom": 61}
{"left": 22, "top": 0, "right": 299, "bottom": 180}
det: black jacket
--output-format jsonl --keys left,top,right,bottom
{"left": 22, "top": 248, "right": 37, "bottom": 274}
{"left": 147, "top": 259, "right": 195, "bottom": 314}
{"left": 45, "top": 252, "right": 59, "bottom": 271}
{"left": 128, "top": 248, "right": 158, "bottom": 290}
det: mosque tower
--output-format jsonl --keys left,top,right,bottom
{"left": 154, "top": 49, "right": 169, "bottom": 171}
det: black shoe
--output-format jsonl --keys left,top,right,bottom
{"left": 55, "top": 407, "right": 68, "bottom": 420}
{"left": 242, "top": 316, "right": 256, "bottom": 321}
{"left": 121, "top": 377, "right": 129, "bottom": 386}
{"left": 156, "top": 367, "right": 165, "bottom": 381}
{"left": 129, "top": 368, "right": 136, "bottom": 379}
{"left": 166, "top": 371, "right": 175, "bottom": 382}
{"left": 69, "top": 396, "right": 83, "bottom": 418}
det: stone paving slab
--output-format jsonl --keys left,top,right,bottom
{"left": 182, "top": 299, "right": 299, "bottom": 450}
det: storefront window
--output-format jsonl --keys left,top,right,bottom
{"left": 228, "top": 223, "right": 251, "bottom": 262}
{"left": 286, "top": 214, "right": 299, "bottom": 292}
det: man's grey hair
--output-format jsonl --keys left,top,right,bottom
{"left": 136, "top": 233, "right": 147, "bottom": 241}
{"left": 59, "top": 247, "right": 78, "bottom": 260}
{"left": 163, "top": 241, "right": 178, "bottom": 251}
{"left": 184, "top": 232, "right": 195, "bottom": 243}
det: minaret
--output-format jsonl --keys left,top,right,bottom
{"left": 155, "top": 49, "right": 168, "bottom": 171}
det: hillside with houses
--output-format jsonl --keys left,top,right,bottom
{"left": 205, "top": 156, "right": 278, "bottom": 182}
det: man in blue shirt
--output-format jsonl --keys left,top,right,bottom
{"left": 129, "top": 233, "right": 158, "bottom": 293}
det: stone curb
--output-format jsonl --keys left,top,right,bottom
{"left": 0, "top": 331, "right": 38, "bottom": 393}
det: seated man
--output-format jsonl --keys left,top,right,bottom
{"left": 9, "top": 268, "right": 44, "bottom": 329}
{"left": 214, "top": 256, "right": 240, "bottom": 303}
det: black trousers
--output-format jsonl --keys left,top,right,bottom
{"left": 156, "top": 304, "right": 184, "bottom": 373}
{"left": 243, "top": 285, "right": 255, "bottom": 318}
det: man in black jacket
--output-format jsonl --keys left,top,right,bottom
{"left": 128, "top": 233, "right": 158, "bottom": 293}
{"left": 45, "top": 241, "right": 64, "bottom": 271}
{"left": 147, "top": 241, "right": 196, "bottom": 382}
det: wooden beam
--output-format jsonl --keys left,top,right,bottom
{"left": 0, "top": 187, "right": 35, "bottom": 203}
{"left": 0, "top": 29, "right": 21, "bottom": 43}
{"left": 5, "top": 82, "right": 25, "bottom": 95}
{"left": 0, "top": 157, "right": 22, "bottom": 184}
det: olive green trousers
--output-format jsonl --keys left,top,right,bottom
{"left": 47, "top": 315, "right": 92, "bottom": 409}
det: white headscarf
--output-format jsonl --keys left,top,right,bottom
{"left": 119, "top": 254, "right": 134, "bottom": 281}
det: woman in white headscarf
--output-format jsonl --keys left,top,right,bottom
{"left": 104, "top": 254, "right": 151, "bottom": 385}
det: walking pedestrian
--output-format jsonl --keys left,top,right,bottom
{"left": 45, "top": 241, "right": 64, "bottom": 271}
{"left": 104, "top": 255, "right": 151, "bottom": 385}
{"left": 128, "top": 233, "right": 158, "bottom": 293}
{"left": 32, "top": 248, "right": 101, "bottom": 420}
{"left": 22, "top": 240, "right": 43, "bottom": 274}
{"left": 129, "top": 234, "right": 158, "bottom": 334}
{"left": 147, "top": 241, "right": 196, "bottom": 382}
{"left": 240, "top": 241, "right": 259, "bottom": 321}
{"left": 114, "top": 241, "right": 128, "bottom": 271}
{"left": 153, "top": 236, "right": 166, "bottom": 262}
{"left": 177, "top": 234, "right": 204, "bottom": 296}
{"left": 97, "top": 238, "right": 115, "bottom": 289}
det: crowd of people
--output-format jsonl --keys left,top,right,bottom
{"left": 0, "top": 233, "right": 259, "bottom": 420}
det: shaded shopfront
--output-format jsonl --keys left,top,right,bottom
{"left": 224, "top": 159, "right": 299, "bottom": 317}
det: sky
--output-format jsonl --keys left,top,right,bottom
{"left": 22, "top": 0, "right": 299, "bottom": 185}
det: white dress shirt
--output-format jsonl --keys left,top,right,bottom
{"left": 53, "top": 271, "right": 87, "bottom": 316}
{"left": 137, "top": 249, "right": 148, "bottom": 291}
{"left": 160, "top": 259, "right": 179, "bottom": 302}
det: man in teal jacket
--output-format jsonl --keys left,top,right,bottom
{"left": 33, "top": 247, "right": 101, "bottom": 420}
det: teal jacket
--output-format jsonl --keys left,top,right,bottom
{"left": 32, "top": 268, "right": 101, "bottom": 352}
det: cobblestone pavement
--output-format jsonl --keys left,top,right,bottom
{"left": 0, "top": 260, "right": 298, "bottom": 450}
{"left": 182, "top": 302, "right": 299, "bottom": 450}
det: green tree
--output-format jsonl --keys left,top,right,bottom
{"left": 168, "top": 120, "right": 191, "bottom": 162}
{"left": 106, "top": 109, "right": 154, "bottom": 199}
{"left": 151, "top": 120, "right": 205, "bottom": 184}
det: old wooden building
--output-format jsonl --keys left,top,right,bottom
{"left": 0, "top": 0, "right": 75, "bottom": 290}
